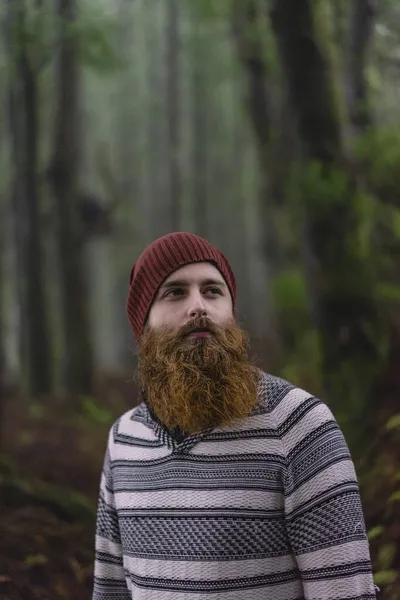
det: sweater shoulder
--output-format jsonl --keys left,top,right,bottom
{"left": 258, "top": 372, "right": 335, "bottom": 430}
{"left": 257, "top": 371, "right": 314, "bottom": 414}
{"left": 107, "top": 402, "right": 155, "bottom": 449}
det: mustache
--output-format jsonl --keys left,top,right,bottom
{"left": 177, "top": 316, "right": 219, "bottom": 338}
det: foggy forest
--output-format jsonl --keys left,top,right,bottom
{"left": 0, "top": 0, "right": 400, "bottom": 598}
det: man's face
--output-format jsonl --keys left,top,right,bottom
{"left": 137, "top": 264, "right": 258, "bottom": 434}
{"left": 147, "top": 262, "right": 234, "bottom": 333}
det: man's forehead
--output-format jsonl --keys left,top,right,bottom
{"left": 162, "top": 263, "right": 226, "bottom": 286}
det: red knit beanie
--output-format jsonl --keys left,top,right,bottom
{"left": 127, "top": 232, "right": 236, "bottom": 339}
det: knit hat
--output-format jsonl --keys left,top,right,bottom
{"left": 127, "top": 232, "right": 236, "bottom": 339}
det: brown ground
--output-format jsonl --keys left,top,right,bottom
{"left": 0, "top": 376, "right": 135, "bottom": 600}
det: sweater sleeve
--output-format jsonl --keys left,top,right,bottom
{"left": 280, "top": 391, "right": 378, "bottom": 600}
{"left": 93, "top": 426, "right": 131, "bottom": 600}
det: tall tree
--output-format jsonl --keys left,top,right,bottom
{"left": 166, "top": 0, "right": 182, "bottom": 230}
{"left": 5, "top": 0, "right": 52, "bottom": 397}
{"left": 0, "top": 200, "right": 5, "bottom": 447}
{"left": 231, "top": 0, "right": 272, "bottom": 171}
{"left": 268, "top": 0, "right": 392, "bottom": 438}
{"left": 47, "top": 0, "right": 94, "bottom": 395}
{"left": 347, "top": 0, "right": 378, "bottom": 132}
{"left": 190, "top": 17, "right": 209, "bottom": 237}
{"left": 231, "top": 0, "right": 293, "bottom": 367}
{"left": 143, "top": 0, "right": 167, "bottom": 240}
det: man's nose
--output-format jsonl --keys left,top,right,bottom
{"left": 188, "top": 292, "right": 207, "bottom": 319}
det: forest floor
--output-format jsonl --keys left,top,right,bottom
{"left": 0, "top": 376, "right": 135, "bottom": 600}
{"left": 0, "top": 375, "right": 399, "bottom": 600}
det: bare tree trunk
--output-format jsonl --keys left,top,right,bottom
{"left": 166, "top": 0, "right": 181, "bottom": 231}
{"left": 232, "top": 0, "right": 303, "bottom": 369}
{"left": 5, "top": 0, "right": 52, "bottom": 397}
{"left": 330, "top": 0, "right": 350, "bottom": 50}
{"left": 4, "top": 0, "right": 27, "bottom": 386}
{"left": 145, "top": 0, "right": 167, "bottom": 240}
{"left": 20, "top": 48, "right": 52, "bottom": 397}
{"left": 231, "top": 0, "right": 293, "bottom": 263}
{"left": 347, "top": 0, "right": 378, "bottom": 132}
{"left": 231, "top": 0, "right": 272, "bottom": 160}
{"left": 190, "top": 19, "right": 209, "bottom": 237}
{"left": 48, "top": 0, "right": 94, "bottom": 395}
{"left": 270, "top": 0, "right": 343, "bottom": 164}
{"left": 231, "top": 0, "right": 273, "bottom": 242}
{"left": 0, "top": 202, "right": 5, "bottom": 446}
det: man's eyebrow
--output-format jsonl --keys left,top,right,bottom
{"left": 159, "top": 278, "right": 226, "bottom": 290}
{"left": 159, "top": 279, "right": 189, "bottom": 289}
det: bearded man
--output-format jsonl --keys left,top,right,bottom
{"left": 93, "top": 232, "right": 378, "bottom": 600}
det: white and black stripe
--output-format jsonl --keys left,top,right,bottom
{"left": 92, "top": 372, "right": 377, "bottom": 600}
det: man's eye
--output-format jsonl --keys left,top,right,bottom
{"left": 165, "top": 288, "right": 184, "bottom": 298}
{"left": 206, "top": 287, "right": 222, "bottom": 295}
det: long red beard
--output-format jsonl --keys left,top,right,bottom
{"left": 137, "top": 317, "right": 259, "bottom": 434}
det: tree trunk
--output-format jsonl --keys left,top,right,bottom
{"left": 270, "top": 0, "right": 343, "bottom": 164}
{"left": 7, "top": 79, "right": 27, "bottom": 388}
{"left": 20, "top": 49, "right": 53, "bottom": 397}
{"left": 166, "top": 0, "right": 181, "bottom": 231}
{"left": 269, "top": 0, "right": 383, "bottom": 436}
{"left": 145, "top": 1, "right": 167, "bottom": 240}
{"left": 48, "top": 0, "right": 94, "bottom": 396}
{"left": 190, "top": 19, "right": 209, "bottom": 237}
{"left": 0, "top": 201, "right": 5, "bottom": 447}
{"left": 231, "top": 0, "right": 275, "bottom": 254}
{"left": 6, "top": 0, "right": 52, "bottom": 397}
{"left": 231, "top": 0, "right": 272, "bottom": 160}
{"left": 231, "top": 0, "right": 296, "bottom": 267}
{"left": 347, "top": 0, "right": 378, "bottom": 132}
{"left": 330, "top": 0, "right": 350, "bottom": 50}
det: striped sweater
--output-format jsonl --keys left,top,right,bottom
{"left": 93, "top": 372, "right": 377, "bottom": 600}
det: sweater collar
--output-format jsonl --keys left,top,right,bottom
{"left": 140, "top": 390, "right": 213, "bottom": 453}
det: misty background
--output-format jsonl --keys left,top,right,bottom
{"left": 0, "top": 1, "right": 399, "bottom": 599}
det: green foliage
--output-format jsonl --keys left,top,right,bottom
{"left": 386, "top": 413, "right": 400, "bottom": 430}
{"left": 374, "top": 283, "right": 400, "bottom": 305}
{"left": 288, "top": 162, "right": 377, "bottom": 265}
{"left": 24, "top": 554, "right": 48, "bottom": 567}
{"left": 388, "top": 490, "right": 400, "bottom": 502}
{"left": 0, "top": 451, "right": 96, "bottom": 522}
{"left": 378, "top": 543, "right": 397, "bottom": 569}
{"left": 374, "top": 570, "right": 398, "bottom": 587}
{"left": 0, "top": 471, "right": 96, "bottom": 522}
{"left": 3, "top": 0, "right": 123, "bottom": 77}
{"left": 390, "top": 209, "right": 400, "bottom": 240}
{"left": 273, "top": 268, "right": 323, "bottom": 393}
{"left": 70, "top": 3, "right": 122, "bottom": 74}
{"left": 273, "top": 267, "right": 308, "bottom": 314}
{"left": 374, "top": 543, "right": 398, "bottom": 590}
{"left": 367, "top": 525, "right": 384, "bottom": 541}
{"left": 0, "top": 453, "right": 18, "bottom": 477}
{"left": 81, "top": 396, "right": 113, "bottom": 425}
{"left": 280, "top": 330, "right": 323, "bottom": 395}
{"left": 8, "top": 0, "right": 57, "bottom": 73}
{"left": 355, "top": 128, "right": 400, "bottom": 192}
{"left": 186, "top": 0, "right": 232, "bottom": 22}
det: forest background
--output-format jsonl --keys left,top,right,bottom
{"left": 0, "top": 0, "right": 399, "bottom": 598}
